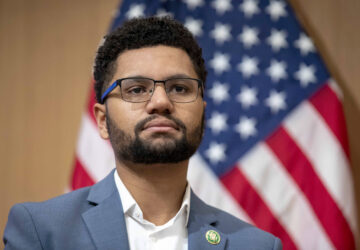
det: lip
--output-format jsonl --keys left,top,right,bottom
{"left": 143, "top": 119, "right": 179, "bottom": 132}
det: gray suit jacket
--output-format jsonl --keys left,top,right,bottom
{"left": 4, "top": 170, "right": 282, "bottom": 250}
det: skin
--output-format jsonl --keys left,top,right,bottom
{"left": 94, "top": 45, "right": 206, "bottom": 225}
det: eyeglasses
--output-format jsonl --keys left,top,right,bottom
{"left": 100, "top": 77, "right": 203, "bottom": 104}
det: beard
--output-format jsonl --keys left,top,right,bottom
{"left": 106, "top": 112, "right": 205, "bottom": 164}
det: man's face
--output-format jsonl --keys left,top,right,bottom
{"left": 99, "top": 45, "right": 206, "bottom": 164}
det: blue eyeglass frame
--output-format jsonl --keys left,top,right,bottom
{"left": 100, "top": 77, "right": 204, "bottom": 104}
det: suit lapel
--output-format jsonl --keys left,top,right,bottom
{"left": 81, "top": 172, "right": 228, "bottom": 250}
{"left": 188, "top": 192, "right": 227, "bottom": 250}
{"left": 82, "top": 170, "right": 130, "bottom": 250}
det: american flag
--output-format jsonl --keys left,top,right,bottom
{"left": 70, "top": 0, "right": 358, "bottom": 249}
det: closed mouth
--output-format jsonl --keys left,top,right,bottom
{"left": 143, "top": 119, "right": 180, "bottom": 132}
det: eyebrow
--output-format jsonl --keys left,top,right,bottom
{"left": 121, "top": 74, "right": 193, "bottom": 80}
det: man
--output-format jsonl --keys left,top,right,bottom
{"left": 4, "top": 17, "right": 282, "bottom": 250}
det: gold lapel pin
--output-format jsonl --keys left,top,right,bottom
{"left": 205, "top": 230, "right": 221, "bottom": 245}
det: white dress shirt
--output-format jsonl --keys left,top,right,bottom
{"left": 114, "top": 171, "right": 190, "bottom": 250}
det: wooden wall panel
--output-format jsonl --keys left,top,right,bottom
{"left": 0, "top": 0, "right": 120, "bottom": 239}
{"left": 0, "top": 0, "right": 359, "bottom": 245}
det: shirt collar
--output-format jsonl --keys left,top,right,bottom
{"left": 114, "top": 170, "right": 191, "bottom": 226}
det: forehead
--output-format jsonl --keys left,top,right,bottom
{"left": 112, "top": 45, "right": 198, "bottom": 80}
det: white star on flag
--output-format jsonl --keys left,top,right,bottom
{"left": 126, "top": 4, "right": 146, "bottom": 19}
{"left": 266, "top": 59, "right": 287, "bottom": 82}
{"left": 266, "top": 0, "right": 287, "bottom": 21}
{"left": 294, "top": 33, "right": 316, "bottom": 56}
{"left": 239, "top": 0, "right": 260, "bottom": 18}
{"left": 205, "top": 141, "right": 227, "bottom": 164}
{"left": 267, "top": 29, "right": 288, "bottom": 52}
{"left": 184, "top": 17, "right": 203, "bottom": 37}
{"left": 210, "top": 52, "right": 231, "bottom": 75}
{"left": 295, "top": 63, "right": 317, "bottom": 87}
{"left": 212, "top": 0, "right": 233, "bottom": 15}
{"left": 237, "top": 56, "right": 259, "bottom": 78}
{"left": 156, "top": 9, "right": 174, "bottom": 18}
{"left": 183, "top": 0, "right": 204, "bottom": 10}
{"left": 210, "top": 23, "right": 232, "bottom": 45}
{"left": 236, "top": 86, "right": 258, "bottom": 109}
{"left": 235, "top": 116, "right": 257, "bottom": 139}
{"left": 208, "top": 112, "right": 228, "bottom": 134}
{"left": 238, "top": 26, "right": 260, "bottom": 48}
{"left": 208, "top": 81, "right": 230, "bottom": 104}
{"left": 265, "top": 90, "right": 287, "bottom": 113}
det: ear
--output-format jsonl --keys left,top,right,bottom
{"left": 203, "top": 100, "right": 207, "bottom": 109}
{"left": 93, "top": 103, "right": 109, "bottom": 140}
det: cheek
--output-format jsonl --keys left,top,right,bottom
{"left": 178, "top": 104, "right": 205, "bottom": 132}
{"left": 108, "top": 102, "right": 144, "bottom": 135}
{"left": 115, "top": 117, "right": 135, "bottom": 133}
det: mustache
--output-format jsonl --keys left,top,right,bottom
{"left": 134, "top": 114, "right": 186, "bottom": 134}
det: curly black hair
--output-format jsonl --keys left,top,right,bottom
{"left": 93, "top": 16, "right": 207, "bottom": 103}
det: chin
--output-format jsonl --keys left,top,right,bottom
{"left": 148, "top": 138, "right": 178, "bottom": 149}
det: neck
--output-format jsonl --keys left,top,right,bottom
{"left": 116, "top": 159, "right": 189, "bottom": 226}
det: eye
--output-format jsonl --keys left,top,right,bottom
{"left": 122, "top": 78, "right": 153, "bottom": 96}
{"left": 127, "top": 86, "right": 147, "bottom": 95}
{"left": 173, "top": 85, "right": 188, "bottom": 93}
{"left": 167, "top": 84, "right": 190, "bottom": 95}
{"left": 167, "top": 79, "right": 193, "bottom": 95}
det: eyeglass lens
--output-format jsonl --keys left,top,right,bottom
{"left": 121, "top": 78, "right": 199, "bottom": 103}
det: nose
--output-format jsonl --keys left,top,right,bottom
{"left": 145, "top": 84, "right": 174, "bottom": 114}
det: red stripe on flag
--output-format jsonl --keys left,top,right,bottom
{"left": 266, "top": 127, "right": 355, "bottom": 250}
{"left": 309, "top": 83, "right": 350, "bottom": 159}
{"left": 221, "top": 166, "right": 298, "bottom": 250}
{"left": 87, "top": 80, "right": 97, "bottom": 124}
{"left": 71, "top": 157, "right": 95, "bottom": 190}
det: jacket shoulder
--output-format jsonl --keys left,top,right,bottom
{"left": 4, "top": 186, "right": 94, "bottom": 249}
{"left": 20, "top": 185, "right": 92, "bottom": 214}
